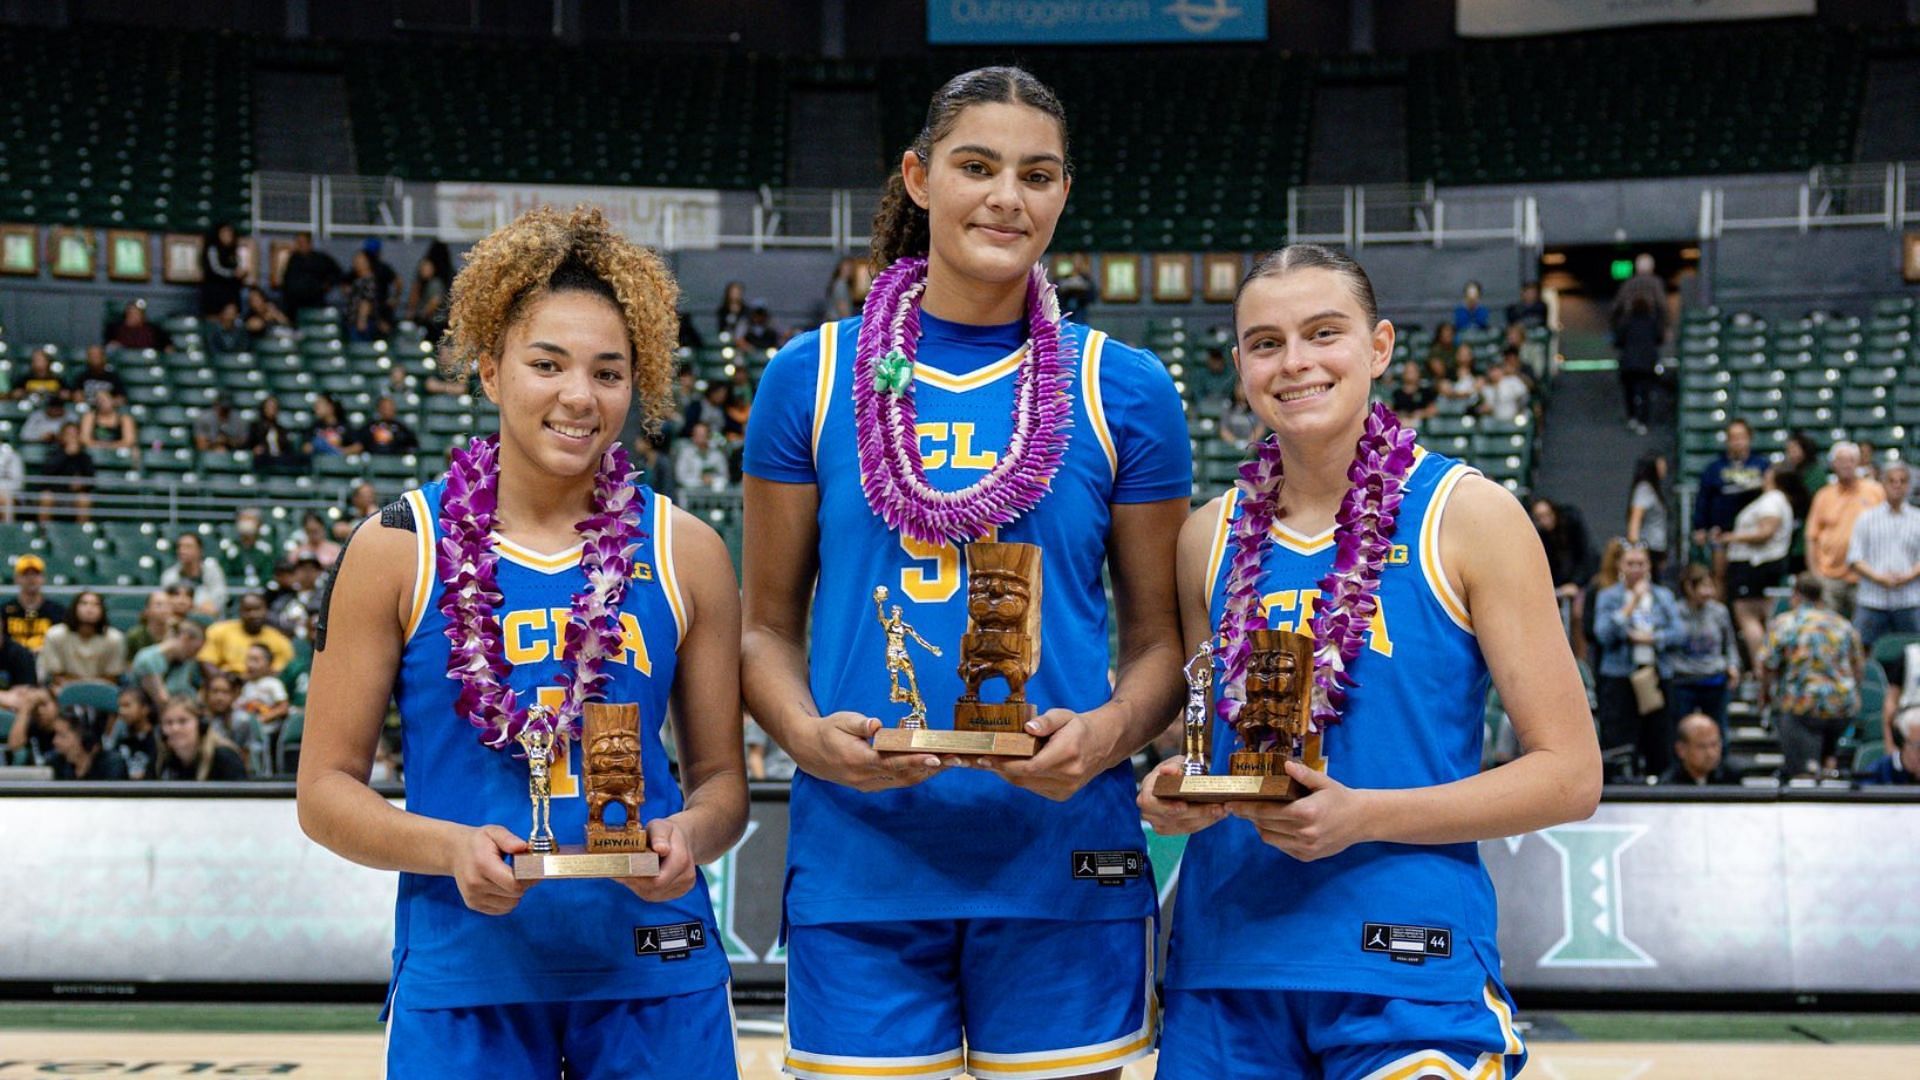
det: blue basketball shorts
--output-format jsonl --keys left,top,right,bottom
{"left": 1156, "top": 977, "right": 1527, "bottom": 1080}
{"left": 384, "top": 980, "right": 738, "bottom": 1079}
{"left": 782, "top": 917, "right": 1156, "bottom": 1080}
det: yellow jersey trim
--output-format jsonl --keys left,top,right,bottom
{"left": 914, "top": 346, "right": 1025, "bottom": 393}
{"left": 1079, "top": 330, "right": 1117, "bottom": 478}
{"left": 1203, "top": 488, "right": 1238, "bottom": 597}
{"left": 655, "top": 493, "right": 688, "bottom": 646}
{"left": 811, "top": 321, "right": 838, "bottom": 464}
{"left": 491, "top": 534, "right": 584, "bottom": 574}
{"left": 401, "top": 489, "right": 434, "bottom": 641}
{"left": 781, "top": 1052, "right": 965, "bottom": 1078}
{"left": 1420, "top": 460, "right": 1478, "bottom": 635}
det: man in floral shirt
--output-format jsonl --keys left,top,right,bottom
{"left": 1762, "top": 574, "right": 1866, "bottom": 779}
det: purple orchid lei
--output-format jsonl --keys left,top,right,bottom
{"left": 852, "top": 256, "right": 1076, "bottom": 546}
{"left": 438, "top": 434, "right": 643, "bottom": 751}
{"left": 1215, "top": 402, "right": 1418, "bottom": 743}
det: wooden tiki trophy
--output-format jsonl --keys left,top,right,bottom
{"left": 871, "top": 542, "right": 1041, "bottom": 758}
{"left": 1153, "top": 629, "right": 1311, "bottom": 803}
{"left": 512, "top": 702, "right": 662, "bottom": 880}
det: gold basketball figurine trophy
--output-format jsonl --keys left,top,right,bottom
{"left": 870, "top": 542, "right": 1041, "bottom": 758}
{"left": 1154, "top": 629, "right": 1311, "bottom": 802}
{"left": 513, "top": 702, "right": 662, "bottom": 880}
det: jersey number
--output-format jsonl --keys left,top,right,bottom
{"left": 535, "top": 685, "right": 579, "bottom": 798}
{"left": 898, "top": 526, "right": 998, "bottom": 604}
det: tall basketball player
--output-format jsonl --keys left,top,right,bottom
{"left": 742, "top": 67, "right": 1192, "bottom": 1080}
{"left": 1141, "top": 246, "right": 1601, "bottom": 1079}
{"left": 296, "top": 206, "right": 746, "bottom": 1077}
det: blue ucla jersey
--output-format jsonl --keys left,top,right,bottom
{"left": 387, "top": 481, "right": 728, "bottom": 1009}
{"left": 1168, "top": 449, "right": 1505, "bottom": 1003}
{"left": 744, "top": 311, "right": 1192, "bottom": 925}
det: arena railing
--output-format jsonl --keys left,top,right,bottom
{"left": 1704, "top": 161, "right": 1916, "bottom": 236}
{"left": 1287, "top": 181, "right": 1541, "bottom": 249}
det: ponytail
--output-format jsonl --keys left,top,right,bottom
{"left": 870, "top": 173, "right": 933, "bottom": 274}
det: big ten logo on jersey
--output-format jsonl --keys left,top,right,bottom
{"left": 1259, "top": 589, "right": 1394, "bottom": 658}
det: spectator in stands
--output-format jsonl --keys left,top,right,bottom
{"left": 722, "top": 383, "right": 751, "bottom": 448}
{"left": 671, "top": 364, "right": 700, "bottom": 427}
{"left": 278, "top": 232, "right": 340, "bottom": 319}
{"left": 0, "top": 440, "right": 22, "bottom": 523}
{"left": 153, "top": 696, "right": 247, "bottom": 781}
{"left": 128, "top": 618, "right": 205, "bottom": 706}
{"left": 200, "top": 223, "right": 246, "bottom": 317}
{"left": 365, "top": 240, "right": 400, "bottom": 321}
{"left": 1859, "top": 706, "right": 1920, "bottom": 786}
{"left": 20, "top": 395, "right": 69, "bottom": 443}
{"left": 2, "top": 686, "right": 57, "bottom": 766}
{"left": 346, "top": 250, "right": 390, "bottom": 343}
{"left": 1477, "top": 354, "right": 1530, "bottom": 423}
{"left": 9, "top": 348, "right": 64, "bottom": 401}
{"left": 107, "top": 685, "right": 159, "bottom": 780}
{"left": 37, "top": 590, "right": 126, "bottom": 689}
{"left": 245, "top": 288, "right": 292, "bottom": 337}
{"left": 1626, "top": 452, "right": 1671, "bottom": 579}
{"left": 1437, "top": 346, "right": 1481, "bottom": 414}
{"left": 305, "top": 393, "right": 354, "bottom": 458}
{"left": 1189, "top": 346, "right": 1237, "bottom": 409}
{"left": 206, "top": 301, "right": 249, "bottom": 354}
{"left": 1659, "top": 712, "right": 1740, "bottom": 786}
{"left": 0, "top": 615, "right": 38, "bottom": 713}
{"left": 1505, "top": 281, "right": 1548, "bottom": 330}
{"left": 288, "top": 555, "right": 324, "bottom": 631}
{"left": 200, "top": 591, "right": 293, "bottom": 675}
{"left": 681, "top": 379, "right": 730, "bottom": 434}
{"left": 263, "top": 558, "right": 307, "bottom": 633}
{"left": 246, "top": 395, "right": 305, "bottom": 474}
{"left": 192, "top": 395, "right": 250, "bottom": 453}
{"left": 356, "top": 396, "right": 418, "bottom": 456}
{"left": 201, "top": 669, "right": 265, "bottom": 771}
{"left": 234, "top": 642, "right": 289, "bottom": 770}
{"left": 1668, "top": 563, "right": 1741, "bottom": 735}
{"left": 1692, "top": 418, "right": 1766, "bottom": 588}
{"left": 407, "top": 251, "right": 451, "bottom": 345}
{"left": 1054, "top": 256, "right": 1094, "bottom": 321}
{"left": 1219, "top": 382, "right": 1261, "bottom": 448}
{"left": 1531, "top": 498, "right": 1593, "bottom": 626}
{"left": 715, "top": 280, "right": 749, "bottom": 339}
{"left": 726, "top": 361, "right": 756, "bottom": 407}
{"left": 1389, "top": 360, "right": 1437, "bottom": 422}
{"left": 1762, "top": 574, "right": 1865, "bottom": 779}
{"left": 332, "top": 482, "right": 380, "bottom": 541}
{"left": 123, "top": 590, "right": 179, "bottom": 659}
{"left": 741, "top": 302, "right": 782, "bottom": 350}
{"left": 677, "top": 312, "right": 704, "bottom": 350}
{"left": 80, "top": 390, "right": 137, "bottom": 459}
{"left": 1452, "top": 280, "right": 1490, "bottom": 333}
{"left": 1611, "top": 253, "right": 1666, "bottom": 334}
{"left": 105, "top": 302, "right": 165, "bottom": 351}
{"left": 1613, "top": 287, "right": 1663, "bottom": 435}
{"left": 66, "top": 345, "right": 126, "bottom": 406}
{"left": 1804, "top": 441, "right": 1884, "bottom": 616}
{"left": 160, "top": 532, "right": 229, "bottom": 618}
{"left": 39, "top": 422, "right": 95, "bottom": 523}
{"left": 1849, "top": 459, "right": 1920, "bottom": 648}
{"left": 633, "top": 434, "right": 673, "bottom": 501}
{"left": 1594, "top": 543, "right": 1684, "bottom": 778}
{"left": 674, "top": 421, "right": 730, "bottom": 492}
{"left": 286, "top": 511, "right": 343, "bottom": 570}
{"left": 826, "top": 256, "right": 861, "bottom": 321}
{"left": 224, "top": 508, "right": 278, "bottom": 592}
{"left": 1424, "top": 322, "right": 1456, "bottom": 374}
{"left": 4, "top": 555, "right": 66, "bottom": 652}
{"left": 49, "top": 706, "right": 128, "bottom": 781}
{"left": 1721, "top": 463, "right": 1798, "bottom": 680}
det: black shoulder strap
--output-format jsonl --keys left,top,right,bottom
{"left": 314, "top": 498, "right": 418, "bottom": 652}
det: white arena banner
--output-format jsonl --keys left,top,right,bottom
{"left": 1458, "top": 0, "right": 1816, "bottom": 38}
{"left": 435, "top": 182, "right": 721, "bottom": 250}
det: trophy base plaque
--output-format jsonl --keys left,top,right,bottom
{"left": 872, "top": 726, "right": 1038, "bottom": 757}
{"left": 1154, "top": 751, "right": 1307, "bottom": 803}
{"left": 513, "top": 844, "right": 661, "bottom": 880}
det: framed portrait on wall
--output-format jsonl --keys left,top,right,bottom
{"left": 48, "top": 228, "right": 95, "bottom": 279}
{"left": 234, "top": 236, "right": 257, "bottom": 283}
{"left": 0, "top": 224, "right": 37, "bottom": 276}
{"left": 1202, "top": 253, "right": 1244, "bottom": 303}
{"left": 269, "top": 239, "right": 296, "bottom": 290}
{"left": 107, "top": 230, "right": 151, "bottom": 282}
{"left": 1905, "top": 232, "right": 1920, "bottom": 283}
{"left": 163, "top": 234, "right": 205, "bottom": 283}
{"left": 1151, "top": 254, "right": 1193, "bottom": 303}
{"left": 1101, "top": 253, "right": 1140, "bottom": 303}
